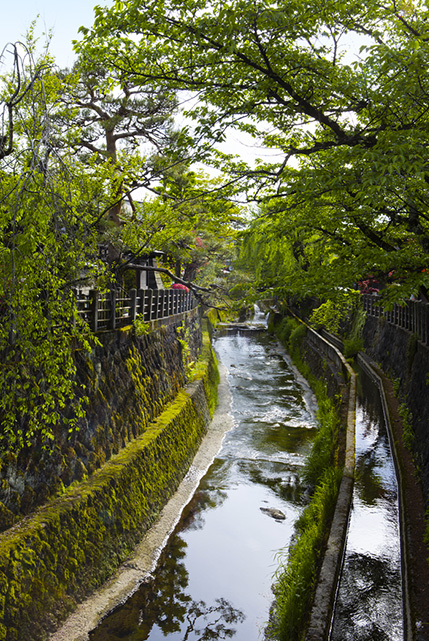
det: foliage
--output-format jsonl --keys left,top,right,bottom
{"left": 270, "top": 467, "right": 341, "bottom": 641}
{"left": 118, "top": 166, "right": 244, "bottom": 307}
{"left": 309, "top": 293, "right": 356, "bottom": 334}
{"left": 0, "top": 27, "right": 241, "bottom": 454}
{"left": 133, "top": 315, "right": 151, "bottom": 335}
{"left": 343, "top": 305, "right": 366, "bottom": 357}
{"left": 275, "top": 317, "right": 297, "bottom": 347}
{"left": 56, "top": 56, "right": 179, "bottom": 224}
{"left": 80, "top": 0, "right": 429, "bottom": 303}
{"left": 0, "top": 39, "right": 103, "bottom": 452}
{"left": 303, "top": 386, "right": 339, "bottom": 489}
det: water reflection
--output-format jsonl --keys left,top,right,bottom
{"left": 330, "top": 369, "right": 403, "bottom": 641}
{"left": 89, "top": 535, "right": 245, "bottom": 641}
{"left": 90, "top": 332, "right": 316, "bottom": 640}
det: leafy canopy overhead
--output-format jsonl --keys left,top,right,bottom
{"left": 0, "top": 29, "right": 242, "bottom": 454}
{"left": 80, "top": 0, "right": 429, "bottom": 302}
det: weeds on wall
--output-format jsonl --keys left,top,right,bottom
{"left": 176, "top": 321, "right": 196, "bottom": 378}
{"left": 134, "top": 315, "right": 151, "bottom": 336}
{"left": 343, "top": 305, "right": 366, "bottom": 359}
{"left": 398, "top": 402, "right": 415, "bottom": 450}
{"left": 267, "top": 314, "right": 342, "bottom": 641}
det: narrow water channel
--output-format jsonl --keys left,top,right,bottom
{"left": 330, "top": 367, "right": 404, "bottom": 641}
{"left": 89, "top": 328, "right": 317, "bottom": 640}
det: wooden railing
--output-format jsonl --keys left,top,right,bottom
{"left": 75, "top": 288, "right": 197, "bottom": 331}
{"left": 362, "top": 293, "right": 429, "bottom": 345}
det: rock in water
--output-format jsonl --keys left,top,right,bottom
{"left": 260, "top": 507, "right": 286, "bottom": 520}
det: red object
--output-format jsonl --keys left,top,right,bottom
{"left": 171, "top": 283, "right": 189, "bottom": 292}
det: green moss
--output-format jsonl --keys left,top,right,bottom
{"left": 270, "top": 313, "right": 344, "bottom": 641}
{"left": 0, "top": 329, "right": 218, "bottom": 641}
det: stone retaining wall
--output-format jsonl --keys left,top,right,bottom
{"left": 363, "top": 315, "right": 429, "bottom": 507}
{"left": 0, "top": 308, "right": 202, "bottom": 530}
{"left": 0, "top": 331, "right": 219, "bottom": 641}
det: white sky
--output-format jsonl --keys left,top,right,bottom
{"left": 2, "top": 0, "right": 106, "bottom": 68}
{"left": 1, "top": 2, "right": 365, "bottom": 173}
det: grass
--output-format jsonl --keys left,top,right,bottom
{"left": 267, "top": 314, "right": 343, "bottom": 640}
{"left": 269, "top": 467, "right": 342, "bottom": 641}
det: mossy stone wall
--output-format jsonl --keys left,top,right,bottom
{"left": 0, "top": 331, "right": 219, "bottom": 641}
{"left": 363, "top": 315, "right": 429, "bottom": 507}
{"left": 0, "top": 308, "right": 202, "bottom": 528}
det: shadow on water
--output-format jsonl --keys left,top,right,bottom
{"left": 330, "top": 366, "right": 403, "bottom": 641}
{"left": 89, "top": 330, "right": 317, "bottom": 640}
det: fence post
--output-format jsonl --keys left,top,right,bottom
{"left": 159, "top": 289, "right": 168, "bottom": 318}
{"left": 110, "top": 289, "right": 116, "bottom": 330}
{"left": 424, "top": 304, "right": 429, "bottom": 345}
{"left": 130, "top": 289, "right": 137, "bottom": 323}
{"left": 90, "top": 290, "right": 99, "bottom": 332}
{"left": 146, "top": 289, "right": 152, "bottom": 321}
{"left": 169, "top": 290, "right": 173, "bottom": 316}
{"left": 136, "top": 289, "right": 144, "bottom": 317}
{"left": 153, "top": 290, "right": 159, "bottom": 319}
{"left": 417, "top": 301, "right": 422, "bottom": 342}
{"left": 421, "top": 302, "right": 427, "bottom": 344}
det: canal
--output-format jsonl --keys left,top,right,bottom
{"left": 88, "top": 327, "right": 404, "bottom": 641}
{"left": 330, "top": 366, "right": 404, "bottom": 641}
{"left": 89, "top": 327, "right": 317, "bottom": 640}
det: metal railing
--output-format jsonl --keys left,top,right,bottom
{"left": 75, "top": 288, "right": 197, "bottom": 331}
{"left": 362, "top": 293, "right": 429, "bottom": 345}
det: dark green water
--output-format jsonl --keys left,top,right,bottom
{"left": 89, "top": 329, "right": 317, "bottom": 640}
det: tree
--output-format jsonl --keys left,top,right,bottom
{"left": 116, "top": 165, "right": 244, "bottom": 308}
{"left": 0, "top": 39, "right": 104, "bottom": 453}
{"left": 56, "top": 56, "right": 180, "bottom": 224}
{"left": 79, "top": 0, "right": 429, "bottom": 303}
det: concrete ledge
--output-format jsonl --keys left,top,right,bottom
{"left": 303, "top": 327, "right": 356, "bottom": 641}
{"left": 305, "top": 475, "right": 353, "bottom": 641}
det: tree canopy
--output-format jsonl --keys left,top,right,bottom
{"left": 0, "top": 40, "right": 101, "bottom": 451}
{"left": 3, "top": 0, "right": 429, "bottom": 451}
{"left": 79, "top": 0, "right": 429, "bottom": 303}
{"left": 0, "top": 32, "right": 240, "bottom": 453}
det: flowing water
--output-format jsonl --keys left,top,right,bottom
{"left": 89, "top": 326, "right": 404, "bottom": 641}
{"left": 89, "top": 328, "right": 317, "bottom": 641}
{"left": 330, "top": 367, "right": 404, "bottom": 641}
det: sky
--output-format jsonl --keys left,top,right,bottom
{"left": 2, "top": 0, "right": 105, "bottom": 67}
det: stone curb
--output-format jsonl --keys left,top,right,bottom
{"left": 303, "top": 327, "right": 356, "bottom": 641}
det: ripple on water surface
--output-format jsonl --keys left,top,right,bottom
{"left": 89, "top": 331, "right": 317, "bottom": 641}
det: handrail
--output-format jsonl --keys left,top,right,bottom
{"left": 362, "top": 294, "right": 429, "bottom": 345}
{"left": 75, "top": 288, "right": 198, "bottom": 331}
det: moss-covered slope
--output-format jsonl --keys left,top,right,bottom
{"left": 0, "top": 334, "right": 219, "bottom": 641}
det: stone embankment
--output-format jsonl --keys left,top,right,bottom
{"left": 0, "top": 308, "right": 202, "bottom": 529}
{"left": 0, "top": 311, "right": 219, "bottom": 641}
